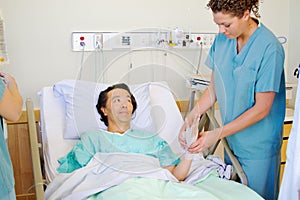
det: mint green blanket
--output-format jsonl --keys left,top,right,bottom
{"left": 91, "top": 173, "right": 263, "bottom": 200}
{"left": 46, "top": 153, "right": 263, "bottom": 200}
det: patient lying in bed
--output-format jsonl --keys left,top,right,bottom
{"left": 45, "top": 81, "right": 264, "bottom": 200}
{"left": 57, "top": 83, "right": 192, "bottom": 181}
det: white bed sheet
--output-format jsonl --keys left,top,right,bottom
{"left": 39, "top": 87, "right": 78, "bottom": 182}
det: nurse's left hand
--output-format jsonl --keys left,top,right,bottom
{"left": 188, "top": 127, "right": 222, "bottom": 154}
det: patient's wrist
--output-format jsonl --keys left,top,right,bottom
{"left": 182, "top": 152, "right": 194, "bottom": 160}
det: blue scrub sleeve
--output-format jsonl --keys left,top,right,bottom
{"left": 205, "top": 38, "right": 217, "bottom": 71}
{"left": 0, "top": 79, "right": 16, "bottom": 197}
{"left": 255, "top": 44, "right": 284, "bottom": 93}
{"left": 0, "top": 79, "right": 4, "bottom": 99}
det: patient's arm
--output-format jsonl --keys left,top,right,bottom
{"left": 152, "top": 136, "right": 192, "bottom": 181}
{"left": 164, "top": 157, "right": 192, "bottom": 181}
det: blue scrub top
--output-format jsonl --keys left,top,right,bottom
{"left": 205, "top": 23, "right": 286, "bottom": 159}
{"left": 0, "top": 79, "right": 15, "bottom": 198}
{"left": 57, "top": 129, "right": 180, "bottom": 173}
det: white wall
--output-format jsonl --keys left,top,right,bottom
{"left": 0, "top": 0, "right": 296, "bottom": 107}
{"left": 288, "top": 0, "right": 300, "bottom": 83}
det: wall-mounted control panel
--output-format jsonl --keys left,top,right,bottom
{"left": 72, "top": 31, "right": 216, "bottom": 51}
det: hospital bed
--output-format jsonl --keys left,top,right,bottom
{"left": 26, "top": 79, "right": 262, "bottom": 200}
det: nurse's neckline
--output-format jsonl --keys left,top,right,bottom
{"left": 236, "top": 17, "right": 259, "bottom": 53}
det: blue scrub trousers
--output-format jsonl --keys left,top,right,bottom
{"left": 2, "top": 188, "right": 16, "bottom": 200}
{"left": 225, "top": 152, "right": 281, "bottom": 200}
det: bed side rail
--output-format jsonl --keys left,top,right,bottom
{"left": 201, "top": 108, "right": 248, "bottom": 185}
{"left": 26, "top": 98, "right": 45, "bottom": 199}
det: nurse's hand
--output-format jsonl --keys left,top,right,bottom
{"left": 0, "top": 72, "right": 18, "bottom": 90}
{"left": 188, "top": 127, "right": 222, "bottom": 153}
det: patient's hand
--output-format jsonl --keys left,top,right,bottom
{"left": 179, "top": 121, "right": 189, "bottom": 148}
{"left": 179, "top": 101, "right": 202, "bottom": 147}
{"left": 179, "top": 116, "right": 199, "bottom": 151}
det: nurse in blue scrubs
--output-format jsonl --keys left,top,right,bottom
{"left": 0, "top": 72, "right": 23, "bottom": 200}
{"left": 179, "top": 1, "right": 285, "bottom": 199}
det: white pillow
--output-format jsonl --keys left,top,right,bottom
{"left": 149, "top": 82, "right": 184, "bottom": 155}
{"left": 53, "top": 80, "right": 155, "bottom": 139}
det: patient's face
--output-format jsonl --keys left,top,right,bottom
{"left": 104, "top": 88, "right": 133, "bottom": 127}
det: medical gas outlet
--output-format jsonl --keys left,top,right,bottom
{"left": 72, "top": 31, "right": 216, "bottom": 51}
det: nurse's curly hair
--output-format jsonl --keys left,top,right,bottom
{"left": 96, "top": 83, "right": 137, "bottom": 126}
{"left": 207, "top": 0, "right": 261, "bottom": 18}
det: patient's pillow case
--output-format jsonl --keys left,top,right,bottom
{"left": 53, "top": 80, "right": 155, "bottom": 139}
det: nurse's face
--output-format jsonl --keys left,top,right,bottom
{"left": 213, "top": 10, "right": 250, "bottom": 39}
{"left": 103, "top": 88, "right": 133, "bottom": 126}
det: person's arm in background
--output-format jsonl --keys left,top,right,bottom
{"left": 0, "top": 72, "right": 23, "bottom": 122}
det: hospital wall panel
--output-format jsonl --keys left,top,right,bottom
{"left": 0, "top": 0, "right": 296, "bottom": 109}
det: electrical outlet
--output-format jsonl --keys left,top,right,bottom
{"left": 94, "top": 33, "right": 103, "bottom": 49}
{"left": 188, "top": 33, "right": 216, "bottom": 49}
{"left": 201, "top": 34, "right": 215, "bottom": 48}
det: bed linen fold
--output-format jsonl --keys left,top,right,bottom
{"left": 45, "top": 152, "right": 250, "bottom": 200}
{"left": 45, "top": 152, "right": 178, "bottom": 200}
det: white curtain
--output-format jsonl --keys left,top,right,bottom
{"left": 279, "top": 77, "right": 300, "bottom": 200}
